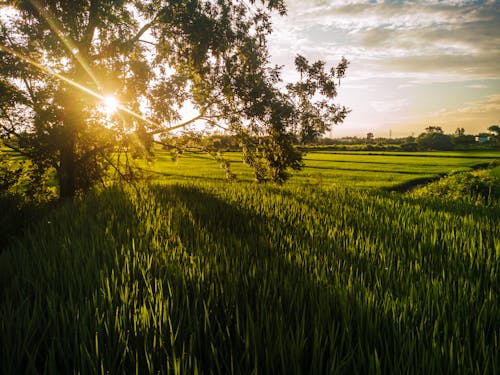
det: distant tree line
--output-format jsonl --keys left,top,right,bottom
{"left": 193, "top": 125, "right": 499, "bottom": 152}
{"left": 403, "top": 126, "right": 499, "bottom": 151}
{"left": 304, "top": 125, "right": 498, "bottom": 151}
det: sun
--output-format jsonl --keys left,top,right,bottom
{"left": 101, "top": 95, "right": 119, "bottom": 115}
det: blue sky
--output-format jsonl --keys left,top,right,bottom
{"left": 268, "top": 0, "right": 500, "bottom": 137}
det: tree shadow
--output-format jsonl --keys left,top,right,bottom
{"left": 147, "top": 184, "right": 429, "bottom": 373}
{"left": 0, "top": 193, "right": 54, "bottom": 254}
{"left": 307, "top": 165, "right": 431, "bottom": 175}
{"left": 2, "top": 184, "right": 494, "bottom": 374}
{"left": 305, "top": 158, "right": 461, "bottom": 168}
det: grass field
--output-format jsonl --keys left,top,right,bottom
{"left": 148, "top": 149, "right": 500, "bottom": 189}
{"left": 0, "top": 149, "right": 499, "bottom": 374}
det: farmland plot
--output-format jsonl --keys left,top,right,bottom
{"left": 149, "top": 149, "right": 500, "bottom": 189}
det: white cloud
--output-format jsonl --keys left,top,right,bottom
{"left": 268, "top": 1, "right": 500, "bottom": 136}
{"left": 271, "top": 0, "right": 500, "bottom": 82}
{"left": 370, "top": 98, "right": 410, "bottom": 113}
{"left": 456, "top": 94, "right": 500, "bottom": 114}
{"left": 466, "top": 84, "right": 488, "bottom": 89}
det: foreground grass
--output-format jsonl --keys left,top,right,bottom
{"left": 1, "top": 181, "right": 498, "bottom": 374}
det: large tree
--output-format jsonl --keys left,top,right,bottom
{"left": 0, "top": 0, "right": 348, "bottom": 198}
{"left": 417, "top": 126, "right": 453, "bottom": 151}
{"left": 488, "top": 125, "right": 500, "bottom": 145}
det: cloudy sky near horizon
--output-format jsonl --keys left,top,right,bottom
{"left": 268, "top": 0, "right": 500, "bottom": 137}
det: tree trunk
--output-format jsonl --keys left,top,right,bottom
{"left": 59, "top": 131, "right": 77, "bottom": 199}
{"left": 58, "top": 103, "right": 79, "bottom": 199}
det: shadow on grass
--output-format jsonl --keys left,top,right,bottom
{"left": 305, "top": 158, "right": 471, "bottom": 168}
{"left": 1, "top": 183, "right": 496, "bottom": 374}
{"left": 307, "top": 151, "right": 500, "bottom": 159}
{"left": 308, "top": 164, "right": 432, "bottom": 175}
{"left": 384, "top": 175, "right": 444, "bottom": 192}
{"left": 0, "top": 193, "right": 54, "bottom": 254}
{"left": 148, "top": 184, "right": 407, "bottom": 374}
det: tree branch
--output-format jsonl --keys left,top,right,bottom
{"left": 93, "top": 11, "right": 161, "bottom": 58}
{"left": 2, "top": 139, "right": 29, "bottom": 158}
{"left": 148, "top": 113, "right": 205, "bottom": 135}
{"left": 0, "top": 108, "right": 23, "bottom": 135}
{"left": 115, "top": 8, "right": 167, "bottom": 54}
{"left": 81, "top": 0, "right": 99, "bottom": 50}
{"left": 77, "top": 143, "right": 114, "bottom": 164}
{"left": 138, "top": 39, "right": 157, "bottom": 47}
{"left": 127, "top": 20, "right": 156, "bottom": 47}
{"left": 100, "top": 151, "right": 140, "bottom": 194}
{"left": 1, "top": 122, "right": 18, "bottom": 137}
{"left": 4, "top": 31, "right": 41, "bottom": 110}
{"left": 201, "top": 116, "right": 230, "bottom": 132}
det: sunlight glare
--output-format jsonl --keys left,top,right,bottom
{"left": 102, "top": 95, "right": 119, "bottom": 115}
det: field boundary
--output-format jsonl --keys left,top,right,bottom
{"left": 305, "top": 150, "right": 500, "bottom": 159}
{"left": 386, "top": 162, "right": 496, "bottom": 192}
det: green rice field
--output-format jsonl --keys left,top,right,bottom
{"left": 149, "top": 149, "right": 500, "bottom": 188}
{"left": 1, "top": 150, "right": 499, "bottom": 374}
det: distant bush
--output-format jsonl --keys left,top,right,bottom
{"left": 0, "top": 158, "right": 24, "bottom": 192}
{"left": 453, "top": 134, "right": 475, "bottom": 146}
{"left": 0, "top": 158, "right": 57, "bottom": 202}
{"left": 0, "top": 157, "right": 57, "bottom": 252}
{"left": 417, "top": 132, "right": 454, "bottom": 151}
{"left": 300, "top": 143, "right": 401, "bottom": 152}
{"left": 410, "top": 168, "right": 499, "bottom": 205}
{"left": 400, "top": 142, "right": 418, "bottom": 151}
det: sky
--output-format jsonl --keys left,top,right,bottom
{"left": 267, "top": 0, "right": 500, "bottom": 138}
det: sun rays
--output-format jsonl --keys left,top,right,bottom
{"left": 0, "top": 0, "right": 159, "bottom": 128}
{"left": 0, "top": 1, "right": 210, "bottom": 135}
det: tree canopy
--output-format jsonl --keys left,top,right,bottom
{"left": 417, "top": 126, "right": 453, "bottom": 151}
{"left": 0, "top": 0, "right": 349, "bottom": 198}
{"left": 488, "top": 125, "right": 500, "bottom": 145}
